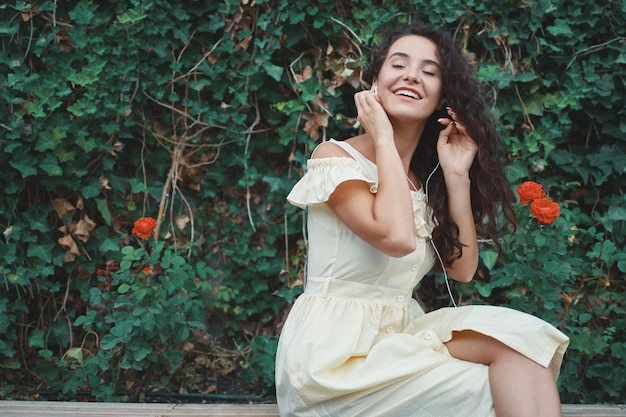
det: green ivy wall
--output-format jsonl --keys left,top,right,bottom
{"left": 0, "top": 0, "right": 624, "bottom": 403}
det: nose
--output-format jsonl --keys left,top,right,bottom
{"left": 402, "top": 69, "right": 420, "bottom": 83}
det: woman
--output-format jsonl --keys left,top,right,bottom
{"left": 276, "top": 24, "right": 569, "bottom": 417}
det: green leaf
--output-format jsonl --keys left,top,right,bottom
{"left": 28, "top": 329, "right": 45, "bottom": 348}
{"left": 171, "top": 255, "right": 186, "bottom": 266}
{"left": 27, "top": 244, "right": 54, "bottom": 263}
{"left": 64, "top": 347, "right": 84, "bottom": 366}
{"left": 35, "top": 128, "right": 66, "bottom": 152}
{"left": 9, "top": 156, "right": 38, "bottom": 178}
{"left": 96, "top": 198, "right": 113, "bottom": 226}
{"left": 262, "top": 62, "right": 284, "bottom": 82}
{"left": 117, "top": 7, "right": 148, "bottom": 24}
{"left": 475, "top": 282, "right": 493, "bottom": 297}
{"left": 546, "top": 19, "right": 574, "bottom": 37}
{"left": 480, "top": 248, "right": 498, "bottom": 270}
{"left": 118, "top": 283, "right": 131, "bottom": 293}
{"left": 69, "top": 0, "right": 96, "bottom": 25}
{"left": 81, "top": 177, "right": 102, "bottom": 199}
{"left": 534, "top": 234, "right": 547, "bottom": 247}
{"left": 40, "top": 154, "right": 63, "bottom": 176}
{"left": 68, "top": 60, "right": 106, "bottom": 87}
{"left": 100, "top": 334, "right": 118, "bottom": 350}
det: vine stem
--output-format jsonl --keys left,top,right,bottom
{"left": 154, "top": 145, "right": 179, "bottom": 242}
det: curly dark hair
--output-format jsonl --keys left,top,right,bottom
{"left": 364, "top": 24, "right": 517, "bottom": 267}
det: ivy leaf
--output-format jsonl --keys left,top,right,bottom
{"left": 475, "top": 282, "right": 493, "bottom": 297}
{"left": 81, "top": 177, "right": 102, "bottom": 199}
{"left": 27, "top": 244, "right": 54, "bottom": 263}
{"left": 28, "top": 329, "right": 45, "bottom": 348}
{"left": 117, "top": 7, "right": 148, "bottom": 24}
{"left": 40, "top": 154, "right": 63, "bottom": 176}
{"left": 96, "top": 198, "right": 113, "bottom": 226}
{"left": 68, "top": 60, "right": 106, "bottom": 87}
{"left": 69, "top": 0, "right": 96, "bottom": 25}
{"left": 547, "top": 19, "right": 574, "bottom": 37}
{"left": 9, "top": 160, "right": 37, "bottom": 178}
{"left": 480, "top": 248, "right": 498, "bottom": 270}
{"left": 262, "top": 62, "right": 284, "bottom": 82}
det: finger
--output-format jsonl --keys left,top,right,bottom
{"left": 451, "top": 120, "right": 469, "bottom": 137}
{"left": 437, "top": 117, "right": 453, "bottom": 127}
{"left": 446, "top": 107, "right": 465, "bottom": 130}
{"left": 446, "top": 107, "right": 456, "bottom": 121}
{"left": 436, "top": 119, "right": 455, "bottom": 144}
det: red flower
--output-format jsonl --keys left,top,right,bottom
{"left": 530, "top": 198, "right": 560, "bottom": 224}
{"left": 517, "top": 181, "right": 546, "bottom": 205}
{"left": 143, "top": 266, "right": 151, "bottom": 275}
{"left": 132, "top": 217, "right": 157, "bottom": 239}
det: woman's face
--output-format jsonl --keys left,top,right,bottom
{"left": 374, "top": 35, "right": 443, "bottom": 124}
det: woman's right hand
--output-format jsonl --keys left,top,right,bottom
{"left": 354, "top": 88, "right": 394, "bottom": 144}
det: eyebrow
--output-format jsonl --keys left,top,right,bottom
{"left": 389, "top": 52, "right": 442, "bottom": 70}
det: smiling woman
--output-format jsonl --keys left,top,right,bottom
{"left": 274, "top": 23, "right": 569, "bottom": 417}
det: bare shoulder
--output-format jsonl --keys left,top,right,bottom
{"left": 312, "top": 135, "right": 373, "bottom": 160}
{"left": 311, "top": 140, "right": 352, "bottom": 159}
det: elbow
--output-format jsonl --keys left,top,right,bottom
{"left": 453, "top": 272, "right": 475, "bottom": 283}
{"left": 381, "top": 236, "right": 416, "bottom": 258}
{"left": 448, "top": 262, "right": 478, "bottom": 283}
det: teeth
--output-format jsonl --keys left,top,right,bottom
{"left": 395, "top": 89, "right": 420, "bottom": 99}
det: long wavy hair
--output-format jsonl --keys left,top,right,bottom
{"left": 364, "top": 24, "right": 517, "bottom": 267}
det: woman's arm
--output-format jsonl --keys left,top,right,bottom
{"left": 437, "top": 114, "right": 479, "bottom": 282}
{"left": 317, "top": 90, "right": 416, "bottom": 258}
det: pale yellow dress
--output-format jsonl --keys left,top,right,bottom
{"left": 275, "top": 139, "right": 569, "bottom": 417}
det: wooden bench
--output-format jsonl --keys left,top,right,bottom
{"left": 0, "top": 401, "right": 624, "bottom": 416}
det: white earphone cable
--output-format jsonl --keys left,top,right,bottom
{"left": 424, "top": 162, "right": 458, "bottom": 308}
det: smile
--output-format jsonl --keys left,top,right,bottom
{"left": 394, "top": 89, "right": 422, "bottom": 100}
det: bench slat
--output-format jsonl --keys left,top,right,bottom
{"left": 0, "top": 401, "right": 624, "bottom": 416}
{"left": 562, "top": 404, "right": 626, "bottom": 416}
{"left": 0, "top": 402, "right": 279, "bottom": 417}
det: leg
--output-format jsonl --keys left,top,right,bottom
{"left": 445, "top": 330, "right": 562, "bottom": 417}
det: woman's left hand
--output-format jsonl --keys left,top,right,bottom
{"left": 436, "top": 108, "right": 478, "bottom": 178}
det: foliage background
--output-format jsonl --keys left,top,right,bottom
{"left": 0, "top": 0, "right": 624, "bottom": 404}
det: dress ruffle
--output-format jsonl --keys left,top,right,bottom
{"left": 411, "top": 192, "right": 434, "bottom": 239}
{"left": 287, "top": 157, "right": 377, "bottom": 208}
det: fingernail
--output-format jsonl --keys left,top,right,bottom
{"left": 437, "top": 118, "right": 445, "bottom": 123}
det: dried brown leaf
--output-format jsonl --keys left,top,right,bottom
{"left": 51, "top": 198, "right": 76, "bottom": 218}
{"left": 73, "top": 215, "right": 96, "bottom": 243}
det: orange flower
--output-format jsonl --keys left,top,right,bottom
{"left": 530, "top": 198, "right": 560, "bottom": 224}
{"left": 143, "top": 266, "right": 151, "bottom": 275}
{"left": 132, "top": 217, "right": 157, "bottom": 239}
{"left": 517, "top": 181, "right": 546, "bottom": 205}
